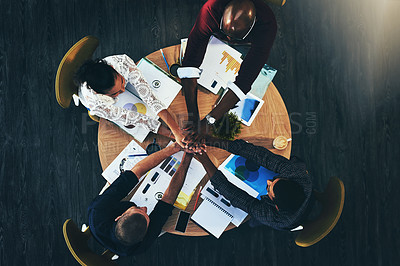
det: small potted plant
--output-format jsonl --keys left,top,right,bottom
{"left": 211, "top": 112, "right": 242, "bottom": 140}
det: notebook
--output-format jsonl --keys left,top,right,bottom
{"left": 191, "top": 197, "right": 233, "bottom": 238}
{"left": 200, "top": 181, "right": 248, "bottom": 227}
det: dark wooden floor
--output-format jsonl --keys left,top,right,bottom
{"left": 1, "top": 0, "right": 399, "bottom": 265}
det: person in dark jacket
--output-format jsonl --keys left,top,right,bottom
{"left": 88, "top": 143, "right": 193, "bottom": 256}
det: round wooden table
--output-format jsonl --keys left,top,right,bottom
{"left": 98, "top": 45, "right": 291, "bottom": 236}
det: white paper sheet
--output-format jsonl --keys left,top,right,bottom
{"left": 130, "top": 143, "right": 206, "bottom": 214}
{"left": 198, "top": 36, "right": 243, "bottom": 94}
{"left": 113, "top": 90, "right": 156, "bottom": 142}
{"left": 137, "top": 58, "right": 182, "bottom": 107}
{"left": 101, "top": 140, "right": 148, "bottom": 184}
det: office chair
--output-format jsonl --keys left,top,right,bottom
{"left": 63, "top": 219, "right": 118, "bottom": 266}
{"left": 55, "top": 35, "right": 100, "bottom": 121}
{"left": 295, "top": 177, "right": 345, "bottom": 247}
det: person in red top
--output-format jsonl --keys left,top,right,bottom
{"left": 179, "top": 0, "right": 277, "bottom": 148}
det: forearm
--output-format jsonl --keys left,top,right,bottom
{"left": 204, "top": 136, "right": 232, "bottom": 151}
{"left": 206, "top": 90, "right": 240, "bottom": 121}
{"left": 210, "top": 171, "right": 274, "bottom": 224}
{"left": 226, "top": 139, "right": 291, "bottom": 173}
{"left": 195, "top": 153, "right": 217, "bottom": 178}
{"left": 157, "top": 109, "right": 180, "bottom": 136}
{"left": 210, "top": 170, "right": 256, "bottom": 211}
{"left": 182, "top": 78, "right": 200, "bottom": 123}
{"left": 162, "top": 153, "right": 193, "bottom": 204}
{"left": 131, "top": 144, "right": 179, "bottom": 177}
{"left": 97, "top": 171, "right": 139, "bottom": 202}
{"left": 90, "top": 104, "right": 161, "bottom": 133}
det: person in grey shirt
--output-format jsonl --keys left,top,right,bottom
{"left": 195, "top": 137, "right": 313, "bottom": 230}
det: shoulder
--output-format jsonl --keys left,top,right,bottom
{"left": 253, "top": 0, "right": 276, "bottom": 18}
{"left": 202, "top": 0, "right": 230, "bottom": 10}
{"left": 198, "top": 0, "right": 229, "bottom": 22}
{"left": 102, "top": 54, "right": 132, "bottom": 65}
{"left": 252, "top": 0, "right": 277, "bottom": 33}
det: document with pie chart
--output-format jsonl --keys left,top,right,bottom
{"left": 112, "top": 58, "right": 182, "bottom": 143}
{"left": 113, "top": 88, "right": 157, "bottom": 143}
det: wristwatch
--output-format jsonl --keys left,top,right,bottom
{"left": 205, "top": 114, "right": 216, "bottom": 125}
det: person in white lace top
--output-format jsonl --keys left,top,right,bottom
{"left": 74, "top": 54, "right": 184, "bottom": 146}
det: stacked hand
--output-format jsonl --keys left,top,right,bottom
{"left": 171, "top": 128, "right": 186, "bottom": 149}
{"left": 182, "top": 120, "right": 210, "bottom": 154}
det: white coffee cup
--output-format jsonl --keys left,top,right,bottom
{"left": 273, "top": 136, "right": 292, "bottom": 150}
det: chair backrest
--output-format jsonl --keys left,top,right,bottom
{"left": 295, "top": 177, "right": 345, "bottom": 247}
{"left": 55, "top": 36, "right": 99, "bottom": 108}
{"left": 63, "top": 219, "right": 118, "bottom": 266}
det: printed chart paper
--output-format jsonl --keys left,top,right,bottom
{"left": 102, "top": 140, "right": 148, "bottom": 184}
{"left": 198, "top": 36, "right": 243, "bottom": 94}
{"left": 130, "top": 143, "right": 206, "bottom": 214}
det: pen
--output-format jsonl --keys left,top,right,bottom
{"left": 193, "top": 185, "right": 203, "bottom": 210}
{"left": 127, "top": 154, "right": 148, "bottom": 158}
{"left": 160, "top": 49, "right": 169, "bottom": 71}
{"left": 213, "top": 88, "right": 226, "bottom": 108}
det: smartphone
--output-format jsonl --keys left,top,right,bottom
{"left": 175, "top": 210, "right": 190, "bottom": 233}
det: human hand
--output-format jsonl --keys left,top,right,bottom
{"left": 171, "top": 128, "right": 186, "bottom": 149}
{"left": 170, "top": 140, "right": 197, "bottom": 154}
{"left": 194, "top": 151, "right": 209, "bottom": 162}
{"left": 182, "top": 123, "right": 207, "bottom": 154}
{"left": 170, "top": 141, "right": 184, "bottom": 153}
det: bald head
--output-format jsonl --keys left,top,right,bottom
{"left": 221, "top": 0, "right": 256, "bottom": 40}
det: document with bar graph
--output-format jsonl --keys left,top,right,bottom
{"left": 130, "top": 143, "right": 206, "bottom": 214}
{"left": 198, "top": 36, "right": 243, "bottom": 94}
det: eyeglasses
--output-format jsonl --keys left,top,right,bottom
{"left": 219, "top": 16, "right": 256, "bottom": 41}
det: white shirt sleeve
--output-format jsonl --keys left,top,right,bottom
{"left": 177, "top": 67, "right": 202, "bottom": 79}
{"left": 103, "top": 54, "right": 167, "bottom": 115}
{"left": 78, "top": 83, "right": 161, "bottom": 133}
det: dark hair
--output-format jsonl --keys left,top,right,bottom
{"left": 74, "top": 59, "right": 118, "bottom": 94}
{"left": 115, "top": 213, "right": 148, "bottom": 246}
{"left": 273, "top": 179, "right": 305, "bottom": 212}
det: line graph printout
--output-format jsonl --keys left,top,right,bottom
{"left": 198, "top": 36, "right": 243, "bottom": 94}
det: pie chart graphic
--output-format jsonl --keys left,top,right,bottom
{"left": 224, "top": 155, "right": 278, "bottom": 198}
{"left": 123, "top": 103, "right": 147, "bottom": 115}
{"left": 234, "top": 156, "right": 259, "bottom": 182}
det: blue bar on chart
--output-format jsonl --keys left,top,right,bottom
{"left": 164, "top": 157, "right": 177, "bottom": 173}
{"left": 168, "top": 161, "right": 181, "bottom": 176}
